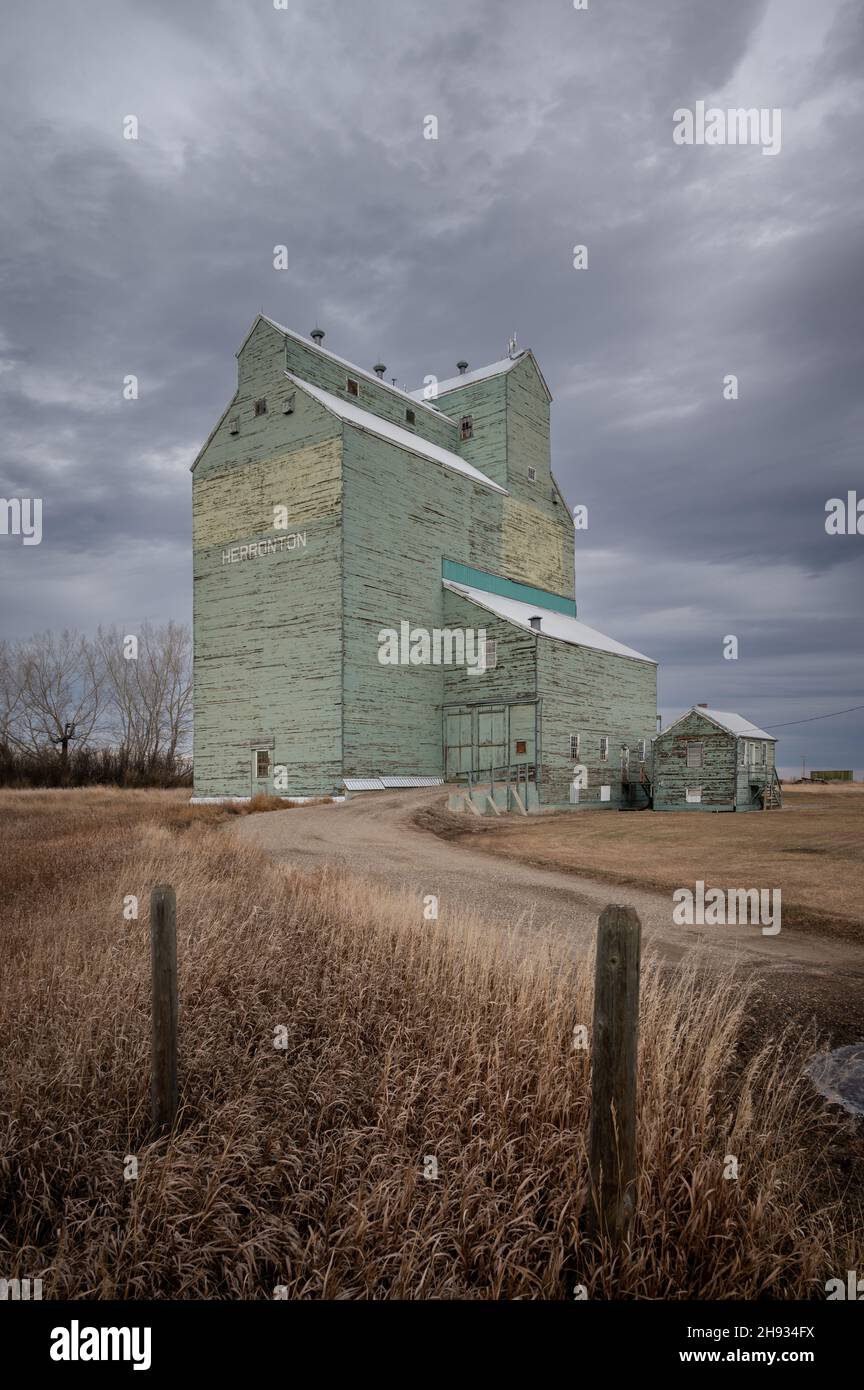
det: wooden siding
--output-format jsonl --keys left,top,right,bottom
{"left": 192, "top": 376, "right": 343, "bottom": 797}
{"left": 537, "top": 640, "right": 657, "bottom": 806}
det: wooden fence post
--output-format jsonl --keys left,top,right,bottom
{"left": 587, "top": 903, "right": 641, "bottom": 1243}
{"left": 150, "top": 884, "right": 178, "bottom": 1132}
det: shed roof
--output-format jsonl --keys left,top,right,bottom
{"left": 286, "top": 374, "right": 507, "bottom": 494}
{"left": 663, "top": 707, "right": 776, "bottom": 740}
{"left": 443, "top": 581, "right": 656, "bottom": 663}
{"left": 410, "top": 349, "right": 552, "bottom": 403}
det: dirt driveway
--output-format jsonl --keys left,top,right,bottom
{"left": 233, "top": 788, "right": 864, "bottom": 1043}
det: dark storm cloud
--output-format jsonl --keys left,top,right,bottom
{"left": 0, "top": 0, "right": 861, "bottom": 769}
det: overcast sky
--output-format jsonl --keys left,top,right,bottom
{"left": 0, "top": 0, "right": 861, "bottom": 773}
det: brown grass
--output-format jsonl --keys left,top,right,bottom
{"left": 0, "top": 788, "right": 860, "bottom": 1299}
{"left": 423, "top": 784, "right": 864, "bottom": 939}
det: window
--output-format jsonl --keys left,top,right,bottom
{"left": 739, "top": 742, "right": 745, "bottom": 765}
{"left": 515, "top": 740, "right": 527, "bottom": 755}
{"left": 254, "top": 398, "right": 267, "bottom": 416}
{"left": 460, "top": 415, "right": 474, "bottom": 441}
{"left": 283, "top": 392, "right": 296, "bottom": 415}
{"left": 686, "top": 742, "right": 704, "bottom": 769}
{"left": 229, "top": 416, "right": 239, "bottom": 435}
{"left": 527, "top": 466, "right": 537, "bottom": 482}
{"left": 255, "top": 749, "right": 271, "bottom": 779}
{"left": 405, "top": 407, "right": 416, "bottom": 426}
{"left": 599, "top": 736, "right": 609, "bottom": 761}
{"left": 761, "top": 743, "right": 767, "bottom": 765}
{"left": 483, "top": 638, "right": 497, "bottom": 669}
{"left": 569, "top": 733, "right": 580, "bottom": 761}
{"left": 639, "top": 739, "right": 648, "bottom": 762}
{"left": 600, "top": 785, "right": 611, "bottom": 801}
{"left": 347, "top": 378, "right": 359, "bottom": 396}
{"left": 686, "top": 786, "right": 702, "bottom": 803}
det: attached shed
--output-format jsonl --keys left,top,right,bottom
{"left": 652, "top": 706, "right": 781, "bottom": 812}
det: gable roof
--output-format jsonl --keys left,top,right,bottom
{"left": 443, "top": 581, "right": 655, "bottom": 662}
{"left": 257, "top": 315, "right": 455, "bottom": 425}
{"left": 410, "top": 349, "right": 552, "bottom": 403}
{"left": 286, "top": 374, "right": 507, "bottom": 494}
{"left": 662, "top": 707, "right": 776, "bottom": 741}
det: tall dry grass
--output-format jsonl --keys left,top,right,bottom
{"left": 0, "top": 789, "right": 859, "bottom": 1299}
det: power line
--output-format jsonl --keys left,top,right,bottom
{"left": 764, "top": 703, "right": 864, "bottom": 730}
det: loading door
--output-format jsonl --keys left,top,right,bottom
{"left": 444, "top": 710, "right": 473, "bottom": 779}
{"left": 477, "top": 707, "right": 506, "bottom": 774}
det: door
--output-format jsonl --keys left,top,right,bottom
{"left": 477, "top": 707, "right": 506, "bottom": 775}
{"left": 444, "top": 711, "right": 472, "bottom": 779}
{"left": 251, "top": 747, "right": 271, "bottom": 796}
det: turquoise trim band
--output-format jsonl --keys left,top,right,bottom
{"left": 442, "top": 559, "right": 577, "bottom": 617}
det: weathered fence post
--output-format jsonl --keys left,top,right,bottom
{"left": 150, "top": 884, "right": 178, "bottom": 1132}
{"left": 587, "top": 903, "right": 641, "bottom": 1243}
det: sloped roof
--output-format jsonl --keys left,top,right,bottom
{"left": 410, "top": 349, "right": 552, "bottom": 403}
{"left": 286, "top": 374, "right": 507, "bottom": 494}
{"left": 664, "top": 707, "right": 776, "bottom": 740}
{"left": 259, "top": 315, "right": 454, "bottom": 424}
{"left": 443, "top": 581, "right": 655, "bottom": 663}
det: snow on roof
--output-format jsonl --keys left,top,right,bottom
{"left": 688, "top": 708, "right": 776, "bottom": 740}
{"left": 286, "top": 374, "right": 507, "bottom": 494}
{"left": 443, "top": 581, "right": 656, "bottom": 663}
{"left": 411, "top": 354, "right": 528, "bottom": 400}
{"left": 262, "top": 315, "right": 454, "bottom": 423}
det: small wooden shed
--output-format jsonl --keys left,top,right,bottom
{"left": 652, "top": 706, "right": 780, "bottom": 812}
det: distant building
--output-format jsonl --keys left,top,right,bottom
{"left": 652, "top": 706, "right": 781, "bottom": 811}
{"left": 191, "top": 315, "right": 657, "bottom": 804}
{"left": 810, "top": 769, "right": 853, "bottom": 781}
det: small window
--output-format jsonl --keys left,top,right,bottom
{"left": 739, "top": 742, "right": 746, "bottom": 765}
{"left": 686, "top": 786, "right": 702, "bottom": 803}
{"left": 569, "top": 733, "right": 580, "bottom": 761}
{"left": 229, "top": 416, "right": 239, "bottom": 435}
{"left": 527, "top": 466, "right": 537, "bottom": 482}
{"left": 460, "top": 415, "right": 473, "bottom": 441}
{"left": 515, "top": 739, "right": 527, "bottom": 755}
{"left": 255, "top": 749, "right": 270, "bottom": 779}
{"left": 639, "top": 739, "right": 647, "bottom": 762}
{"left": 283, "top": 392, "right": 296, "bottom": 415}
{"left": 599, "top": 736, "right": 609, "bottom": 761}
{"left": 347, "top": 378, "right": 359, "bottom": 396}
{"left": 761, "top": 743, "right": 767, "bottom": 765}
{"left": 599, "top": 785, "right": 611, "bottom": 801}
{"left": 483, "top": 638, "right": 497, "bottom": 669}
{"left": 254, "top": 398, "right": 267, "bottom": 416}
{"left": 405, "top": 407, "right": 416, "bottom": 426}
{"left": 686, "top": 742, "right": 704, "bottom": 769}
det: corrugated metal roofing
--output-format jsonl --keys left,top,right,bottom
{"left": 342, "top": 777, "right": 385, "bottom": 791}
{"left": 286, "top": 373, "right": 507, "bottom": 494}
{"left": 380, "top": 776, "right": 444, "bottom": 787}
{"left": 443, "top": 581, "right": 656, "bottom": 663}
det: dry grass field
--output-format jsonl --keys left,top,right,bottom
{"left": 0, "top": 787, "right": 861, "bottom": 1299}
{"left": 437, "top": 784, "right": 864, "bottom": 939}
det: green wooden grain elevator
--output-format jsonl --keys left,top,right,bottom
{"left": 191, "top": 316, "right": 658, "bottom": 806}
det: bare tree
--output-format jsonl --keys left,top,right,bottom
{"left": 17, "top": 630, "right": 102, "bottom": 769}
{"left": 0, "top": 639, "right": 26, "bottom": 758}
{"left": 96, "top": 622, "right": 192, "bottom": 771}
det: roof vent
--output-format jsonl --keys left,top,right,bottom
{"left": 529, "top": 615, "right": 542, "bottom": 632}
{"left": 373, "top": 362, "right": 386, "bottom": 378}
{"left": 696, "top": 703, "right": 708, "bottom": 708}
{"left": 310, "top": 327, "right": 325, "bottom": 346}
{"left": 457, "top": 359, "right": 469, "bottom": 375}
